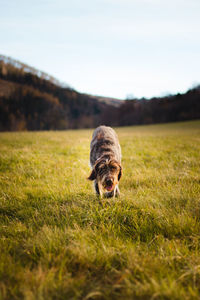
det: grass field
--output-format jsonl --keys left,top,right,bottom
{"left": 0, "top": 120, "right": 200, "bottom": 300}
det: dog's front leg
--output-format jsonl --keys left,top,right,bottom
{"left": 114, "top": 185, "right": 120, "bottom": 197}
{"left": 95, "top": 181, "right": 104, "bottom": 197}
{"left": 94, "top": 180, "right": 100, "bottom": 195}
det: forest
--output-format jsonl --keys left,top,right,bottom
{"left": 0, "top": 55, "right": 199, "bottom": 131}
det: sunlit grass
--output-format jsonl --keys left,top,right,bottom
{"left": 0, "top": 120, "right": 200, "bottom": 299}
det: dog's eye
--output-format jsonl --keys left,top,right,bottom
{"left": 110, "top": 165, "right": 117, "bottom": 170}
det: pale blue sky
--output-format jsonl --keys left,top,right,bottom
{"left": 1, "top": 0, "right": 200, "bottom": 99}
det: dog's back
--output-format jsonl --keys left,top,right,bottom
{"left": 90, "top": 126, "right": 121, "bottom": 167}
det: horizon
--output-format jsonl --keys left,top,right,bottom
{"left": 1, "top": 0, "right": 200, "bottom": 99}
{"left": 1, "top": 53, "right": 199, "bottom": 101}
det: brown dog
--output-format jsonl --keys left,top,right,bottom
{"left": 88, "top": 126, "right": 122, "bottom": 197}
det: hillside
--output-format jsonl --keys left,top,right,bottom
{"left": 0, "top": 55, "right": 121, "bottom": 130}
{"left": 0, "top": 55, "right": 199, "bottom": 131}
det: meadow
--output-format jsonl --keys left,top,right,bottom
{"left": 0, "top": 120, "right": 200, "bottom": 300}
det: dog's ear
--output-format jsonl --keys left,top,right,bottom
{"left": 88, "top": 168, "right": 96, "bottom": 181}
{"left": 118, "top": 165, "right": 122, "bottom": 181}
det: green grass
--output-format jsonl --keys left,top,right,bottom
{"left": 0, "top": 120, "right": 200, "bottom": 300}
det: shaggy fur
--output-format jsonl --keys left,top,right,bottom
{"left": 88, "top": 126, "right": 122, "bottom": 197}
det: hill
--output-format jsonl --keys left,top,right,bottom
{"left": 0, "top": 55, "right": 121, "bottom": 131}
{"left": 0, "top": 55, "right": 199, "bottom": 131}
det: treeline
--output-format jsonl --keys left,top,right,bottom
{"left": 0, "top": 56, "right": 199, "bottom": 131}
{"left": 119, "top": 88, "right": 200, "bottom": 126}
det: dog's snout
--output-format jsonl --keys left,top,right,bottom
{"left": 106, "top": 178, "right": 113, "bottom": 186}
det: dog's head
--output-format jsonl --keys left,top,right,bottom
{"left": 88, "top": 158, "right": 122, "bottom": 192}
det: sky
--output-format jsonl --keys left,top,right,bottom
{"left": 1, "top": 0, "right": 200, "bottom": 99}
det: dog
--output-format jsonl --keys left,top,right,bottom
{"left": 88, "top": 126, "right": 122, "bottom": 197}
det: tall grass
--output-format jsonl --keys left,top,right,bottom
{"left": 0, "top": 120, "right": 200, "bottom": 299}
